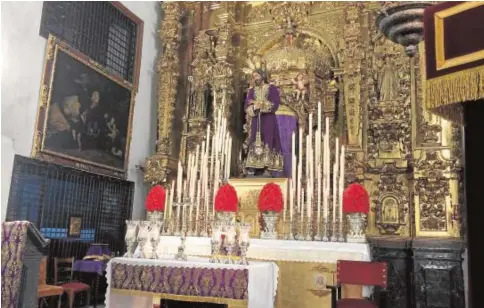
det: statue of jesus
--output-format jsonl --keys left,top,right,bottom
{"left": 244, "top": 68, "right": 284, "bottom": 176}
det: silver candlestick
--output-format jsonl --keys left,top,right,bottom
{"left": 210, "top": 239, "right": 221, "bottom": 263}
{"left": 330, "top": 220, "right": 338, "bottom": 242}
{"left": 239, "top": 242, "right": 249, "bottom": 265}
{"left": 305, "top": 220, "right": 313, "bottom": 241}
{"left": 314, "top": 219, "right": 322, "bottom": 241}
{"left": 322, "top": 218, "right": 329, "bottom": 242}
{"left": 175, "top": 233, "right": 187, "bottom": 261}
{"left": 287, "top": 220, "right": 295, "bottom": 240}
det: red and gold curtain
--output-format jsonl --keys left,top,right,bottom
{"left": 423, "top": 2, "right": 484, "bottom": 123}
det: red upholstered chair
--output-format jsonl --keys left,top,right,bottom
{"left": 54, "top": 257, "right": 91, "bottom": 308}
{"left": 326, "top": 260, "right": 388, "bottom": 308}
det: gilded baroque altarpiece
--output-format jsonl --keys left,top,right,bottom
{"left": 146, "top": 2, "right": 463, "bottom": 239}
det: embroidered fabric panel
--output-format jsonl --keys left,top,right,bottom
{"left": 110, "top": 262, "right": 249, "bottom": 300}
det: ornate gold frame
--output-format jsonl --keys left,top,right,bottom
{"left": 32, "top": 35, "right": 136, "bottom": 179}
{"left": 434, "top": 2, "right": 484, "bottom": 71}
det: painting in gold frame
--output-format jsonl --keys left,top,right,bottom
{"left": 68, "top": 216, "right": 82, "bottom": 237}
{"left": 32, "top": 35, "right": 135, "bottom": 179}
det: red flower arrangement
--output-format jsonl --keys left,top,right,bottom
{"left": 214, "top": 184, "right": 238, "bottom": 212}
{"left": 146, "top": 185, "right": 166, "bottom": 212}
{"left": 343, "top": 183, "right": 370, "bottom": 214}
{"left": 258, "top": 183, "right": 284, "bottom": 213}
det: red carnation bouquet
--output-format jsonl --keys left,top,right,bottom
{"left": 258, "top": 183, "right": 284, "bottom": 213}
{"left": 146, "top": 185, "right": 166, "bottom": 212}
{"left": 214, "top": 184, "right": 238, "bottom": 212}
{"left": 343, "top": 183, "right": 370, "bottom": 214}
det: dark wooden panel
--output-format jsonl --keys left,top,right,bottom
{"left": 413, "top": 239, "right": 465, "bottom": 308}
{"left": 369, "top": 237, "right": 466, "bottom": 308}
{"left": 369, "top": 237, "right": 413, "bottom": 308}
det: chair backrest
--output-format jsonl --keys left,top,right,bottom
{"left": 54, "top": 257, "right": 74, "bottom": 285}
{"left": 38, "top": 257, "right": 48, "bottom": 286}
{"left": 337, "top": 260, "right": 387, "bottom": 288}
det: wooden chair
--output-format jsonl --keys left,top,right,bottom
{"left": 54, "top": 257, "right": 91, "bottom": 308}
{"left": 326, "top": 260, "right": 388, "bottom": 308}
{"left": 38, "top": 257, "right": 64, "bottom": 308}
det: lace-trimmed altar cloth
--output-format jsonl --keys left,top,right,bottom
{"left": 105, "top": 256, "right": 278, "bottom": 308}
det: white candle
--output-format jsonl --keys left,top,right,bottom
{"left": 177, "top": 161, "right": 183, "bottom": 203}
{"left": 309, "top": 113, "right": 314, "bottom": 200}
{"left": 306, "top": 136, "right": 311, "bottom": 219}
{"left": 339, "top": 145, "right": 345, "bottom": 221}
{"left": 298, "top": 128, "right": 303, "bottom": 213}
{"left": 291, "top": 132, "right": 296, "bottom": 222}
{"left": 301, "top": 188, "right": 305, "bottom": 222}
{"left": 289, "top": 176, "right": 294, "bottom": 222}
{"left": 226, "top": 137, "right": 232, "bottom": 179}
{"left": 317, "top": 102, "right": 322, "bottom": 224}
{"left": 332, "top": 162, "right": 337, "bottom": 223}
{"left": 169, "top": 180, "right": 175, "bottom": 220}
{"left": 196, "top": 178, "right": 201, "bottom": 224}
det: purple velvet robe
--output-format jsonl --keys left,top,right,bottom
{"left": 245, "top": 84, "right": 282, "bottom": 153}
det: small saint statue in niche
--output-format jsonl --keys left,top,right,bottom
{"left": 377, "top": 56, "right": 398, "bottom": 102}
{"left": 292, "top": 73, "right": 309, "bottom": 101}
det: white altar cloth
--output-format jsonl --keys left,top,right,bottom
{"left": 105, "top": 255, "right": 279, "bottom": 308}
{"left": 142, "top": 236, "right": 370, "bottom": 263}
{"left": 134, "top": 236, "right": 371, "bottom": 297}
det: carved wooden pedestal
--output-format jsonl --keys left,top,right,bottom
{"left": 369, "top": 237, "right": 465, "bottom": 308}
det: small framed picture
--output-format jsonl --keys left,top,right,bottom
{"left": 68, "top": 216, "right": 83, "bottom": 237}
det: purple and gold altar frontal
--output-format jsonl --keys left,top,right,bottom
{"left": 106, "top": 257, "right": 278, "bottom": 308}
{"left": 1, "top": 221, "right": 30, "bottom": 308}
{"left": 110, "top": 263, "right": 248, "bottom": 299}
{"left": 423, "top": 2, "right": 484, "bottom": 123}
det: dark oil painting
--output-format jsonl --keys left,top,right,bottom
{"left": 42, "top": 47, "right": 132, "bottom": 172}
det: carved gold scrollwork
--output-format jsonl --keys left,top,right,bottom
{"left": 144, "top": 2, "right": 183, "bottom": 184}
{"left": 413, "top": 150, "right": 460, "bottom": 237}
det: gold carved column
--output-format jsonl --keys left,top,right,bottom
{"left": 145, "top": 2, "right": 183, "bottom": 185}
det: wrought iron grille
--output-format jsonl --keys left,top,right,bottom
{"left": 40, "top": 1, "right": 139, "bottom": 83}
{"left": 6, "top": 155, "right": 133, "bottom": 262}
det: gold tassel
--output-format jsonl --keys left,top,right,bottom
{"left": 424, "top": 65, "right": 484, "bottom": 124}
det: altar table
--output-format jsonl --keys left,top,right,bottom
{"left": 138, "top": 236, "right": 371, "bottom": 308}
{"left": 105, "top": 256, "right": 278, "bottom": 308}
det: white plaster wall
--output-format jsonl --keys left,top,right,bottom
{"left": 1, "top": 2, "right": 160, "bottom": 222}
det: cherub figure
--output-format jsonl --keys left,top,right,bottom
{"left": 292, "top": 73, "right": 309, "bottom": 101}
